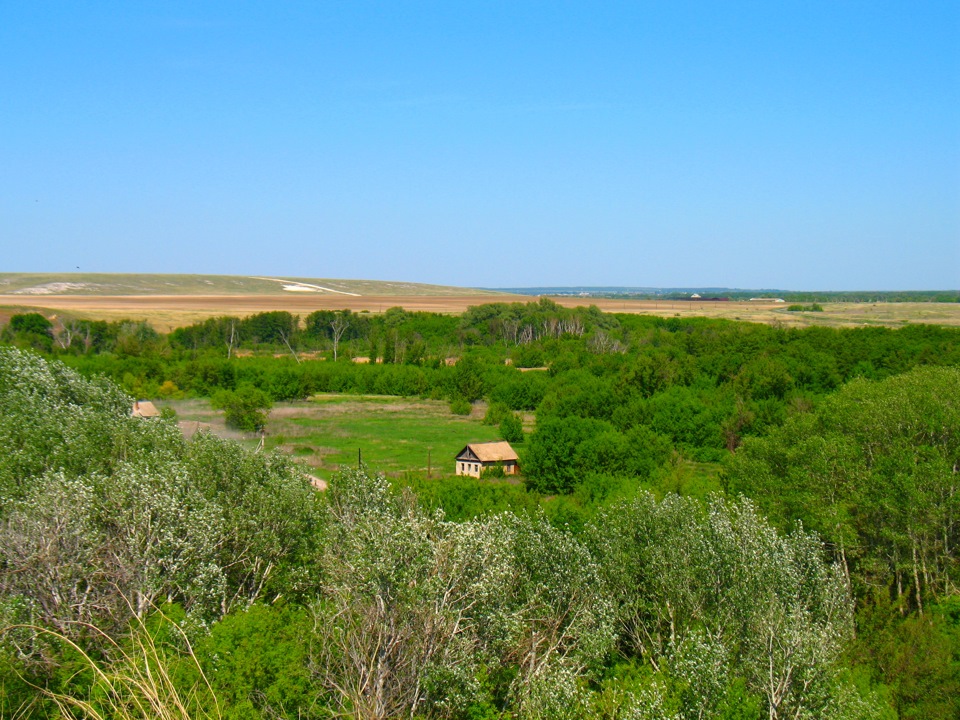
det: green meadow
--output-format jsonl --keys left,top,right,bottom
{"left": 269, "top": 395, "right": 505, "bottom": 478}
{"left": 166, "top": 394, "right": 506, "bottom": 479}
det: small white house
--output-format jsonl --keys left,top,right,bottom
{"left": 455, "top": 441, "right": 520, "bottom": 478}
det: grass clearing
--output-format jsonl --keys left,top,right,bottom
{"left": 272, "top": 395, "right": 503, "bottom": 478}
{"left": 163, "top": 394, "right": 506, "bottom": 480}
{"left": 161, "top": 394, "right": 724, "bottom": 525}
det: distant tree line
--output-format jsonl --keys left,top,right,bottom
{"left": 580, "top": 290, "right": 960, "bottom": 303}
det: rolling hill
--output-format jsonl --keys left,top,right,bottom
{"left": 0, "top": 273, "right": 504, "bottom": 297}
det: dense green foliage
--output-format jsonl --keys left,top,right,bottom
{"left": 728, "top": 366, "right": 960, "bottom": 607}
{"left": 726, "top": 366, "right": 960, "bottom": 719}
{"left": 3, "top": 301, "right": 960, "bottom": 718}
{"left": 211, "top": 385, "right": 273, "bottom": 431}
{"left": 0, "top": 347, "right": 320, "bottom": 641}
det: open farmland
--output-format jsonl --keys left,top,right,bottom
{"left": 1, "top": 273, "right": 958, "bottom": 331}
{"left": 548, "top": 297, "right": 960, "bottom": 328}
{"left": 0, "top": 293, "right": 529, "bottom": 331}
{"left": 3, "top": 292, "right": 959, "bottom": 332}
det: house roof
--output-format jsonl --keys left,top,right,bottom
{"left": 132, "top": 400, "right": 161, "bottom": 418}
{"left": 458, "top": 441, "right": 519, "bottom": 463}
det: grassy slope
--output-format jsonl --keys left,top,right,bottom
{"left": 0, "top": 273, "right": 504, "bottom": 297}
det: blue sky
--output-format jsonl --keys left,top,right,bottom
{"left": 2, "top": 1, "right": 958, "bottom": 289}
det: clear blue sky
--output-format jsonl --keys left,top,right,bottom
{"left": 2, "top": 1, "right": 958, "bottom": 289}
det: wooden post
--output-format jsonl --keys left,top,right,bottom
{"left": 358, "top": 448, "right": 362, "bottom": 468}
{"left": 427, "top": 448, "right": 432, "bottom": 478}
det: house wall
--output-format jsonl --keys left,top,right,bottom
{"left": 455, "top": 460, "right": 519, "bottom": 478}
{"left": 456, "top": 461, "right": 482, "bottom": 478}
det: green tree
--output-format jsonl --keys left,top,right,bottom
{"left": 211, "top": 385, "right": 273, "bottom": 432}
{"left": 525, "top": 416, "right": 611, "bottom": 493}
{"left": 586, "top": 493, "right": 875, "bottom": 720}
{"left": 450, "top": 354, "right": 485, "bottom": 402}
{"left": 4, "top": 312, "right": 55, "bottom": 352}
{"left": 499, "top": 412, "right": 524, "bottom": 444}
{"left": 192, "top": 603, "right": 320, "bottom": 719}
{"left": 727, "top": 366, "right": 960, "bottom": 608}
{"left": 313, "top": 469, "right": 613, "bottom": 718}
{"left": 9, "top": 312, "right": 53, "bottom": 336}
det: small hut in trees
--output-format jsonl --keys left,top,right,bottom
{"left": 455, "top": 441, "right": 520, "bottom": 478}
{"left": 131, "top": 400, "right": 161, "bottom": 419}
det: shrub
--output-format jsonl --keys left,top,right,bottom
{"left": 481, "top": 462, "right": 506, "bottom": 478}
{"left": 483, "top": 401, "right": 511, "bottom": 426}
{"left": 9, "top": 312, "right": 53, "bottom": 336}
{"left": 499, "top": 413, "right": 524, "bottom": 444}
{"left": 210, "top": 385, "right": 272, "bottom": 431}
{"left": 450, "top": 397, "right": 472, "bottom": 416}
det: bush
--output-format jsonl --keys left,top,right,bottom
{"left": 9, "top": 312, "right": 53, "bottom": 335}
{"left": 499, "top": 413, "right": 524, "bottom": 444}
{"left": 211, "top": 385, "right": 272, "bottom": 431}
{"left": 483, "top": 401, "right": 510, "bottom": 426}
{"left": 481, "top": 463, "right": 506, "bottom": 478}
{"left": 450, "top": 397, "right": 472, "bottom": 416}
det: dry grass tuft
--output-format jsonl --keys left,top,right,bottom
{"left": 3, "top": 610, "right": 221, "bottom": 720}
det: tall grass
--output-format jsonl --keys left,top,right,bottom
{"left": 3, "top": 612, "right": 221, "bottom": 720}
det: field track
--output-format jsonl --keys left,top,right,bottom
{"left": 3, "top": 293, "right": 960, "bottom": 332}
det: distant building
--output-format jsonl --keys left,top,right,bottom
{"left": 131, "top": 400, "right": 161, "bottom": 419}
{"left": 455, "top": 441, "right": 520, "bottom": 478}
{"left": 690, "top": 293, "right": 701, "bottom": 299}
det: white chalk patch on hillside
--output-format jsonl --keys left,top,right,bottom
{"left": 13, "top": 282, "right": 93, "bottom": 294}
{"left": 250, "top": 277, "right": 361, "bottom": 296}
